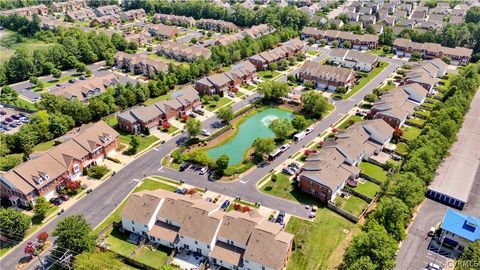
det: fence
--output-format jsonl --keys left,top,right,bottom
{"left": 0, "top": 102, "right": 36, "bottom": 113}
{"left": 343, "top": 186, "right": 374, "bottom": 203}
{"left": 327, "top": 201, "right": 360, "bottom": 223}
{"left": 359, "top": 172, "right": 383, "bottom": 185}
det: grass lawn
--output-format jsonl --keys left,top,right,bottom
{"left": 236, "top": 91, "right": 246, "bottom": 98}
{"left": 415, "top": 110, "right": 431, "bottom": 119}
{"left": 119, "top": 131, "right": 159, "bottom": 153}
{"left": 307, "top": 50, "right": 319, "bottom": 56}
{"left": 144, "top": 92, "right": 171, "bottom": 105}
{"left": 380, "top": 83, "right": 396, "bottom": 91}
{"left": 334, "top": 195, "right": 368, "bottom": 216}
{"left": 401, "top": 125, "right": 422, "bottom": 141}
{"left": 360, "top": 162, "right": 388, "bottom": 182}
{"left": 338, "top": 115, "right": 363, "bottom": 130}
{"left": 105, "top": 228, "right": 137, "bottom": 257}
{"left": 286, "top": 209, "right": 357, "bottom": 270}
{"left": 147, "top": 53, "right": 181, "bottom": 65}
{"left": 104, "top": 115, "right": 118, "bottom": 127}
{"left": 39, "top": 74, "right": 83, "bottom": 90}
{"left": 244, "top": 84, "right": 256, "bottom": 91}
{"left": 407, "top": 117, "right": 426, "bottom": 126}
{"left": 132, "top": 245, "right": 171, "bottom": 268}
{"left": 10, "top": 97, "right": 37, "bottom": 111}
{"left": 370, "top": 48, "right": 394, "bottom": 57}
{"left": 260, "top": 174, "right": 323, "bottom": 206}
{"left": 204, "top": 97, "right": 232, "bottom": 112}
{"left": 258, "top": 70, "right": 281, "bottom": 81}
{"left": 32, "top": 139, "right": 55, "bottom": 152}
{"left": 343, "top": 61, "right": 389, "bottom": 100}
{"left": 0, "top": 30, "right": 55, "bottom": 63}
{"left": 351, "top": 181, "right": 380, "bottom": 199}
{"left": 160, "top": 125, "right": 179, "bottom": 134}
{"left": 396, "top": 142, "right": 409, "bottom": 155}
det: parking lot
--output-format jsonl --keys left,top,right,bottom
{"left": 0, "top": 106, "right": 31, "bottom": 134}
{"left": 179, "top": 163, "right": 211, "bottom": 178}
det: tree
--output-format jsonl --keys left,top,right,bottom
{"left": 186, "top": 118, "right": 202, "bottom": 138}
{"left": 365, "top": 25, "right": 376, "bottom": 35}
{"left": 465, "top": 6, "right": 480, "bottom": 23}
{"left": 291, "top": 115, "right": 308, "bottom": 131}
{"left": 33, "top": 197, "right": 50, "bottom": 222}
{"left": 411, "top": 51, "right": 422, "bottom": 61}
{"left": 268, "top": 62, "right": 278, "bottom": 74}
{"left": 269, "top": 118, "right": 294, "bottom": 140}
{"left": 218, "top": 105, "right": 234, "bottom": 124}
{"left": 252, "top": 137, "right": 276, "bottom": 158}
{"left": 343, "top": 41, "right": 352, "bottom": 49}
{"left": 301, "top": 90, "right": 329, "bottom": 118}
{"left": 344, "top": 256, "right": 376, "bottom": 270}
{"left": 364, "top": 93, "right": 377, "bottom": 102}
{"left": 371, "top": 197, "right": 410, "bottom": 241}
{"left": 425, "top": 0, "right": 438, "bottom": 8}
{"left": 52, "top": 215, "right": 96, "bottom": 255}
{"left": 191, "top": 37, "right": 198, "bottom": 44}
{"left": 129, "top": 135, "right": 140, "bottom": 154}
{"left": 0, "top": 208, "right": 31, "bottom": 243}
{"left": 216, "top": 154, "right": 229, "bottom": 175}
{"left": 456, "top": 241, "right": 480, "bottom": 270}
{"left": 379, "top": 26, "right": 395, "bottom": 46}
{"left": 382, "top": 45, "right": 391, "bottom": 53}
{"left": 258, "top": 81, "right": 290, "bottom": 101}
{"left": 75, "top": 62, "right": 87, "bottom": 73}
{"left": 343, "top": 220, "right": 398, "bottom": 270}
{"left": 74, "top": 251, "right": 124, "bottom": 270}
{"left": 51, "top": 68, "right": 62, "bottom": 79}
{"left": 390, "top": 173, "right": 426, "bottom": 210}
{"left": 0, "top": 85, "right": 19, "bottom": 104}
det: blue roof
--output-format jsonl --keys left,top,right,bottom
{"left": 441, "top": 209, "right": 480, "bottom": 242}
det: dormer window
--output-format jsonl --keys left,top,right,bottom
{"left": 43, "top": 174, "right": 49, "bottom": 181}
{"left": 33, "top": 176, "right": 43, "bottom": 185}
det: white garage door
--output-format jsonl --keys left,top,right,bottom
{"left": 44, "top": 189, "right": 56, "bottom": 201}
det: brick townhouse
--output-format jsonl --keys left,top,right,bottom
{"left": 155, "top": 41, "right": 212, "bottom": 62}
{"left": 368, "top": 83, "right": 429, "bottom": 128}
{"left": 65, "top": 8, "right": 96, "bottom": 22}
{"left": 329, "top": 48, "right": 379, "bottom": 72}
{"left": 196, "top": 19, "right": 239, "bottom": 33}
{"left": 121, "top": 189, "right": 294, "bottom": 270}
{"left": 298, "top": 119, "right": 394, "bottom": 202}
{"left": 147, "top": 24, "right": 178, "bottom": 39}
{"left": 120, "top": 8, "right": 146, "bottom": 21}
{"left": 0, "top": 121, "right": 119, "bottom": 207}
{"left": 248, "top": 38, "right": 304, "bottom": 70}
{"left": 401, "top": 59, "right": 448, "bottom": 93}
{"left": 0, "top": 4, "right": 48, "bottom": 16}
{"left": 50, "top": 0, "right": 87, "bottom": 13}
{"left": 393, "top": 38, "right": 473, "bottom": 65}
{"left": 94, "top": 5, "right": 122, "bottom": 17}
{"left": 301, "top": 27, "right": 378, "bottom": 50}
{"left": 215, "top": 24, "right": 276, "bottom": 46}
{"left": 298, "top": 61, "right": 356, "bottom": 91}
{"left": 114, "top": 51, "right": 168, "bottom": 76}
{"left": 51, "top": 73, "right": 121, "bottom": 103}
{"left": 195, "top": 60, "right": 256, "bottom": 95}
{"left": 152, "top": 13, "right": 196, "bottom": 27}
{"left": 117, "top": 85, "right": 201, "bottom": 134}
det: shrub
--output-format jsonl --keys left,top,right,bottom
{"left": 271, "top": 174, "right": 278, "bottom": 182}
{"left": 213, "top": 95, "right": 220, "bottom": 101}
{"left": 106, "top": 156, "right": 121, "bottom": 163}
{"left": 86, "top": 165, "right": 110, "bottom": 180}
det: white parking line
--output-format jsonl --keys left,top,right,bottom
{"left": 157, "top": 166, "right": 163, "bottom": 171}
{"left": 131, "top": 178, "right": 140, "bottom": 183}
{"left": 239, "top": 179, "right": 249, "bottom": 184}
{"left": 152, "top": 148, "right": 159, "bottom": 151}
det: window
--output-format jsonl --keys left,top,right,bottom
{"left": 132, "top": 220, "right": 135, "bottom": 224}
{"left": 132, "top": 227, "right": 135, "bottom": 232}
{"left": 207, "top": 245, "right": 210, "bottom": 249}
{"left": 73, "top": 164, "right": 79, "bottom": 173}
{"left": 195, "top": 241, "right": 198, "bottom": 245}
{"left": 144, "top": 225, "right": 148, "bottom": 228}
{"left": 44, "top": 174, "right": 49, "bottom": 180}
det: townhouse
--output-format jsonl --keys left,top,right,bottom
{"left": 90, "top": 14, "right": 121, "bottom": 27}
{"left": 215, "top": 24, "right": 276, "bottom": 46}
{"left": 65, "top": 8, "right": 96, "bottom": 22}
{"left": 368, "top": 83, "right": 429, "bottom": 128}
{"left": 196, "top": 19, "right": 239, "bottom": 33}
{"left": 195, "top": 60, "right": 257, "bottom": 95}
{"left": 393, "top": 38, "right": 473, "bottom": 65}
{"left": 94, "top": 5, "right": 122, "bottom": 17}
{"left": 438, "top": 210, "right": 480, "bottom": 253}
{"left": 0, "top": 4, "right": 48, "bottom": 16}
{"left": 401, "top": 59, "right": 448, "bottom": 93}
{"left": 248, "top": 38, "right": 304, "bottom": 70}
{"left": 152, "top": 13, "right": 196, "bottom": 27}
{"left": 50, "top": 0, "right": 87, "bottom": 13}
{"left": 124, "top": 31, "right": 153, "bottom": 46}
{"left": 121, "top": 189, "right": 294, "bottom": 270}
{"left": 298, "top": 61, "right": 356, "bottom": 91}
{"left": 329, "top": 48, "right": 379, "bottom": 72}
{"left": 117, "top": 85, "right": 201, "bottom": 134}
{"left": 0, "top": 121, "right": 119, "bottom": 206}
{"left": 298, "top": 119, "right": 394, "bottom": 203}
{"left": 120, "top": 9, "right": 146, "bottom": 22}
{"left": 301, "top": 27, "right": 378, "bottom": 50}
{"left": 147, "top": 24, "right": 178, "bottom": 39}
{"left": 156, "top": 41, "right": 212, "bottom": 62}
{"left": 51, "top": 73, "right": 120, "bottom": 102}
{"left": 114, "top": 51, "right": 168, "bottom": 76}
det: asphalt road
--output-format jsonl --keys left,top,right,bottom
{"left": 0, "top": 54, "right": 401, "bottom": 270}
{"left": 395, "top": 87, "right": 480, "bottom": 270}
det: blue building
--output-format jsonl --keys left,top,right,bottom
{"left": 439, "top": 209, "right": 480, "bottom": 252}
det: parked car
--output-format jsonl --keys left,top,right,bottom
{"left": 18, "top": 112, "right": 27, "bottom": 117}
{"left": 69, "top": 78, "right": 76, "bottom": 83}
{"left": 201, "top": 129, "right": 211, "bottom": 136}
{"left": 199, "top": 166, "right": 208, "bottom": 175}
{"left": 3, "top": 126, "right": 11, "bottom": 131}
{"left": 282, "top": 167, "right": 295, "bottom": 176}
{"left": 305, "top": 127, "right": 313, "bottom": 135}
{"left": 391, "top": 154, "right": 402, "bottom": 161}
{"left": 220, "top": 200, "right": 230, "bottom": 210}
{"left": 175, "top": 188, "right": 187, "bottom": 194}
{"left": 5, "top": 117, "right": 13, "bottom": 122}
{"left": 309, "top": 211, "right": 316, "bottom": 218}
{"left": 11, "top": 114, "right": 20, "bottom": 120}
{"left": 280, "top": 143, "right": 290, "bottom": 152}
{"left": 228, "top": 92, "right": 235, "bottom": 98}
{"left": 205, "top": 197, "right": 213, "bottom": 202}
{"left": 0, "top": 110, "right": 6, "bottom": 115}
{"left": 426, "top": 262, "right": 442, "bottom": 270}
{"left": 59, "top": 194, "right": 70, "bottom": 201}
{"left": 289, "top": 162, "right": 301, "bottom": 169}
{"left": 9, "top": 122, "right": 17, "bottom": 128}
{"left": 1, "top": 121, "right": 7, "bottom": 125}
{"left": 355, "top": 110, "right": 367, "bottom": 117}
{"left": 189, "top": 112, "right": 197, "bottom": 118}
{"left": 79, "top": 76, "right": 86, "bottom": 80}
{"left": 56, "top": 83, "right": 62, "bottom": 87}
{"left": 179, "top": 163, "right": 190, "bottom": 172}
{"left": 194, "top": 109, "right": 204, "bottom": 116}
{"left": 50, "top": 197, "right": 63, "bottom": 206}
{"left": 276, "top": 210, "right": 285, "bottom": 224}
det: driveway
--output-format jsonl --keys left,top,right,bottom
{"left": 0, "top": 53, "right": 402, "bottom": 270}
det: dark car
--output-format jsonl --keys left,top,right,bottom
{"left": 18, "top": 112, "right": 27, "bottom": 117}
{"left": 0, "top": 110, "right": 6, "bottom": 115}
{"left": 11, "top": 114, "right": 20, "bottom": 120}
{"left": 68, "top": 78, "right": 76, "bottom": 83}
{"left": 179, "top": 163, "right": 190, "bottom": 172}
{"left": 9, "top": 122, "right": 17, "bottom": 128}
{"left": 220, "top": 200, "right": 231, "bottom": 210}
{"left": 1, "top": 121, "right": 7, "bottom": 125}
{"left": 5, "top": 117, "right": 13, "bottom": 122}
{"left": 79, "top": 76, "right": 86, "bottom": 80}
{"left": 59, "top": 194, "right": 70, "bottom": 201}
{"left": 3, "top": 126, "right": 11, "bottom": 131}
{"left": 50, "top": 197, "right": 63, "bottom": 206}
{"left": 175, "top": 188, "right": 187, "bottom": 194}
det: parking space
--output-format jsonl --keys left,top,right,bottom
{"left": 0, "top": 106, "right": 31, "bottom": 134}
{"left": 180, "top": 163, "right": 210, "bottom": 178}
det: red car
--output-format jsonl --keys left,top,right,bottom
{"left": 59, "top": 194, "right": 70, "bottom": 201}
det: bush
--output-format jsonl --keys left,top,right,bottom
{"left": 86, "top": 165, "right": 110, "bottom": 180}
{"left": 106, "top": 156, "right": 121, "bottom": 163}
{"left": 213, "top": 95, "right": 220, "bottom": 101}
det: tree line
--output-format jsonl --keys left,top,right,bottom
{"left": 124, "top": 0, "right": 310, "bottom": 30}
{"left": 342, "top": 64, "right": 480, "bottom": 270}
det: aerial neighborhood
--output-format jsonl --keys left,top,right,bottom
{"left": 0, "top": 1, "right": 479, "bottom": 270}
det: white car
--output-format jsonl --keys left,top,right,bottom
{"left": 201, "top": 129, "right": 211, "bottom": 136}
{"left": 280, "top": 144, "right": 290, "bottom": 152}
{"left": 305, "top": 127, "right": 313, "bottom": 135}
{"left": 199, "top": 166, "right": 209, "bottom": 175}
{"left": 228, "top": 92, "right": 235, "bottom": 98}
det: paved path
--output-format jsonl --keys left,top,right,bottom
{"left": 0, "top": 54, "right": 401, "bottom": 270}
{"left": 395, "top": 87, "right": 480, "bottom": 270}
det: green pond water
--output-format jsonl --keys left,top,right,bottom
{"left": 207, "top": 108, "right": 293, "bottom": 165}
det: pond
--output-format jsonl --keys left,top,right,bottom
{"left": 207, "top": 108, "right": 293, "bottom": 165}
